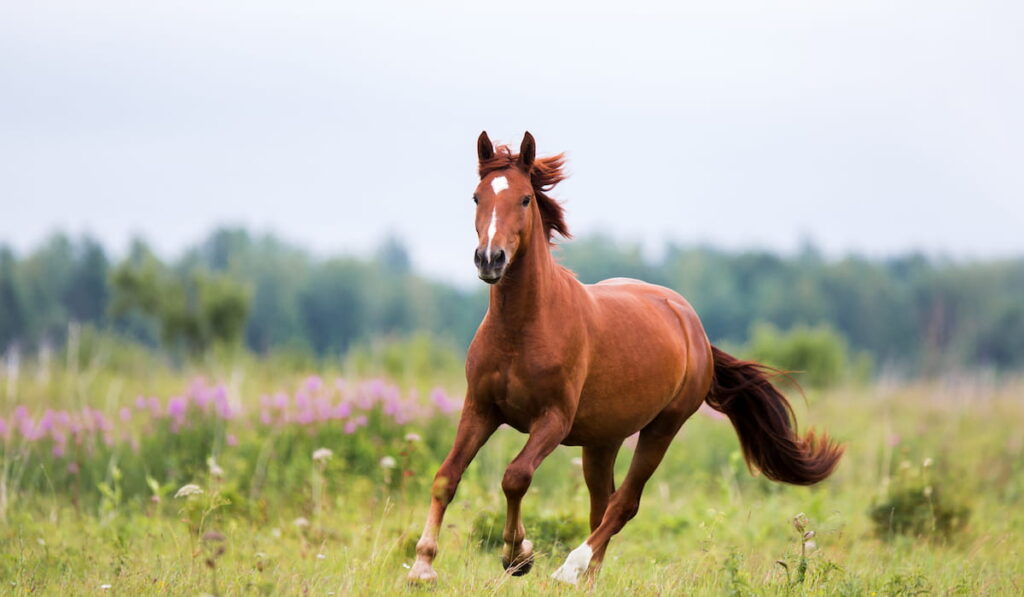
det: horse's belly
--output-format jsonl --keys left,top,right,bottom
{"left": 563, "top": 345, "right": 687, "bottom": 445}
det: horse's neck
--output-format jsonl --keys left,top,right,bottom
{"left": 488, "top": 231, "right": 574, "bottom": 329}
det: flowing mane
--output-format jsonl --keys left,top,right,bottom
{"left": 478, "top": 145, "right": 571, "bottom": 242}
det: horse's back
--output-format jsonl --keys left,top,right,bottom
{"left": 585, "top": 278, "right": 709, "bottom": 358}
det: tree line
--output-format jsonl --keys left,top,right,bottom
{"left": 1, "top": 229, "right": 1021, "bottom": 373}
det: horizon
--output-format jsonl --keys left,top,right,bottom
{"left": 5, "top": 223, "right": 1012, "bottom": 279}
{"left": 3, "top": 1, "right": 1023, "bottom": 286}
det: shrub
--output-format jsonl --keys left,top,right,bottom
{"left": 470, "top": 509, "right": 588, "bottom": 552}
{"left": 745, "top": 323, "right": 871, "bottom": 387}
{"left": 868, "top": 459, "right": 970, "bottom": 541}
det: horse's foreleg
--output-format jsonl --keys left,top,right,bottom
{"left": 500, "top": 413, "right": 571, "bottom": 576}
{"left": 580, "top": 443, "right": 621, "bottom": 580}
{"left": 408, "top": 402, "right": 499, "bottom": 583}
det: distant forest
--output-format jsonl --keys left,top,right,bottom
{"left": 1, "top": 228, "right": 1022, "bottom": 373}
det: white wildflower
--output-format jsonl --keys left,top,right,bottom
{"left": 803, "top": 540, "right": 817, "bottom": 552}
{"left": 174, "top": 483, "right": 203, "bottom": 498}
{"left": 380, "top": 456, "right": 397, "bottom": 469}
{"left": 404, "top": 432, "right": 421, "bottom": 442}
{"left": 207, "top": 457, "right": 224, "bottom": 479}
{"left": 313, "top": 448, "right": 334, "bottom": 463}
{"left": 316, "top": 553, "right": 326, "bottom": 560}
{"left": 570, "top": 457, "right": 583, "bottom": 467}
{"left": 100, "top": 584, "right": 112, "bottom": 590}
{"left": 923, "top": 457, "right": 934, "bottom": 468}
{"left": 293, "top": 517, "right": 310, "bottom": 528}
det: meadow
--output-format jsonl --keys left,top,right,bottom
{"left": 1, "top": 348, "right": 1022, "bottom": 596}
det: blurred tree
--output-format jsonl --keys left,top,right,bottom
{"left": 63, "top": 237, "right": 110, "bottom": 324}
{"left": 2, "top": 227, "right": 1022, "bottom": 375}
{"left": 559, "top": 234, "right": 665, "bottom": 285}
{"left": 0, "top": 247, "right": 28, "bottom": 348}
{"left": 744, "top": 322, "right": 868, "bottom": 388}
{"left": 300, "top": 259, "right": 369, "bottom": 355}
{"left": 110, "top": 255, "right": 250, "bottom": 357}
{"left": 375, "top": 235, "right": 411, "bottom": 274}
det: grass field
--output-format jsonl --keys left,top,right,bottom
{"left": 1, "top": 357, "right": 1022, "bottom": 595}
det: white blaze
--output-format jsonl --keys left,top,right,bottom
{"left": 486, "top": 207, "right": 498, "bottom": 260}
{"left": 491, "top": 176, "right": 508, "bottom": 194}
{"left": 551, "top": 542, "right": 593, "bottom": 585}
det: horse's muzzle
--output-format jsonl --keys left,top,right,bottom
{"left": 475, "top": 247, "right": 507, "bottom": 284}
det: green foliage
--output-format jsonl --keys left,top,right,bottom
{"left": 3, "top": 228, "right": 1024, "bottom": 374}
{"left": 342, "top": 333, "right": 464, "bottom": 386}
{"left": 881, "top": 573, "right": 932, "bottom": 596}
{"left": 744, "top": 323, "right": 871, "bottom": 387}
{"left": 110, "top": 251, "right": 250, "bottom": 357}
{"left": 0, "top": 235, "right": 110, "bottom": 349}
{"left": 869, "top": 459, "right": 971, "bottom": 541}
{"left": 470, "top": 509, "right": 588, "bottom": 552}
{"left": 0, "top": 363, "right": 1023, "bottom": 594}
{"left": 722, "top": 552, "right": 751, "bottom": 597}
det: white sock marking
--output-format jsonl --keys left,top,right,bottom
{"left": 485, "top": 207, "right": 498, "bottom": 260}
{"left": 491, "top": 176, "right": 508, "bottom": 194}
{"left": 551, "top": 542, "right": 593, "bottom": 585}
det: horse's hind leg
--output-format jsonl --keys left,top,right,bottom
{"left": 581, "top": 443, "right": 621, "bottom": 577}
{"left": 552, "top": 399, "right": 698, "bottom": 585}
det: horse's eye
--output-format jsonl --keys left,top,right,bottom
{"left": 473, "top": 195, "right": 479, "bottom": 205}
{"left": 522, "top": 195, "right": 531, "bottom": 207}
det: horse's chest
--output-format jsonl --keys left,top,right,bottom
{"left": 484, "top": 363, "right": 558, "bottom": 431}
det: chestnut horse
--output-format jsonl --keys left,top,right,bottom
{"left": 407, "top": 131, "right": 843, "bottom": 585}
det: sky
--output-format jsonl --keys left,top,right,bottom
{"left": 1, "top": 0, "right": 1022, "bottom": 285}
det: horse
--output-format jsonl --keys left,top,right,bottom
{"left": 407, "top": 131, "right": 844, "bottom": 585}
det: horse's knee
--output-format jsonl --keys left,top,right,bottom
{"left": 501, "top": 463, "right": 533, "bottom": 498}
{"left": 431, "top": 469, "right": 461, "bottom": 504}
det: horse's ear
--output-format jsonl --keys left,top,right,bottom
{"left": 518, "top": 131, "right": 536, "bottom": 170}
{"left": 477, "top": 131, "right": 494, "bottom": 162}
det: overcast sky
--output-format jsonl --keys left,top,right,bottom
{"left": 1, "top": 0, "right": 1022, "bottom": 285}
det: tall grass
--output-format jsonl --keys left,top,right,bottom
{"left": 0, "top": 348, "right": 1022, "bottom": 594}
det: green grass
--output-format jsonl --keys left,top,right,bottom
{"left": 2, "top": 359, "right": 1023, "bottom": 595}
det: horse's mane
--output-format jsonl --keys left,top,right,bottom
{"left": 478, "top": 145, "right": 571, "bottom": 243}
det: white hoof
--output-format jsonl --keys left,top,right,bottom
{"left": 406, "top": 559, "right": 438, "bottom": 583}
{"left": 551, "top": 542, "right": 593, "bottom": 585}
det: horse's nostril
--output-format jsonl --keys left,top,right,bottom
{"left": 493, "top": 250, "right": 506, "bottom": 267}
{"left": 474, "top": 248, "right": 485, "bottom": 267}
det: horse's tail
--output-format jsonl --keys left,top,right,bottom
{"left": 705, "top": 346, "right": 843, "bottom": 485}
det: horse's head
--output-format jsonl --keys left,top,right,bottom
{"left": 472, "top": 131, "right": 543, "bottom": 284}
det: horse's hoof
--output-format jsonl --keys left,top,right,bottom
{"left": 406, "top": 560, "right": 438, "bottom": 584}
{"left": 551, "top": 542, "right": 593, "bottom": 585}
{"left": 502, "top": 556, "right": 534, "bottom": 576}
{"left": 501, "top": 539, "right": 535, "bottom": 576}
